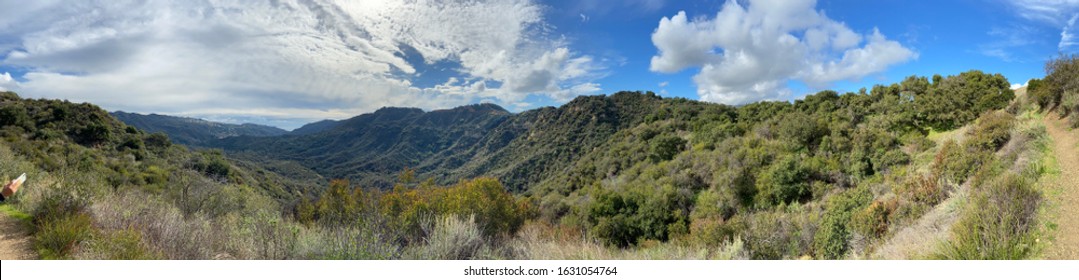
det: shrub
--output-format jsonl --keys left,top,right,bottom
{"left": 588, "top": 189, "right": 642, "bottom": 248}
{"left": 742, "top": 207, "right": 817, "bottom": 259}
{"left": 754, "top": 155, "right": 811, "bottom": 207}
{"left": 32, "top": 185, "right": 95, "bottom": 259}
{"left": 920, "top": 71, "right": 1014, "bottom": 130}
{"left": 83, "top": 228, "right": 162, "bottom": 260}
{"left": 75, "top": 123, "right": 112, "bottom": 146}
{"left": 1027, "top": 78, "right": 1053, "bottom": 110}
{"left": 1063, "top": 91, "right": 1079, "bottom": 128}
{"left": 0, "top": 104, "right": 31, "bottom": 129}
{"left": 649, "top": 134, "right": 686, "bottom": 162}
{"left": 850, "top": 198, "right": 897, "bottom": 240}
{"left": 933, "top": 140, "right": 989, "bottom": 183}
{"left": 936, "top": 172, "right": 1039, "bottom": 259}
{"left": 437, "top": 178, "right": 533, "bottom": 239}
{"left": 1042, "top": 54, "right": 1079, "bottom": 113}
{"left": 813, "top": 186, "right": 870, "bottom": 259}
{"left": 774, "top": 111, "right": 825, "bottom": 150}
{"left": 966, "top": 111, "right": 1015, "bottom": 151}
{"left": 898, "top": 174, "right": 947, "bottom": 206}
{"left": 586, "top": 183, "right": 691, "bottom": 248}
{"left": 35, "top": 212, "right": 94, "bottom": 259}
{"left": 409, "top": 215, "right": 486, "bottom": 259}
{"left": 144, "top": 132, "right": 171, "bottom": 148}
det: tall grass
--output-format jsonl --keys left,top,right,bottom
{"left": 934, "top": 172, "right": 1040, "bottom": 259}
{"left": 932, "top": 110, "right": 1049, "bottom": 259}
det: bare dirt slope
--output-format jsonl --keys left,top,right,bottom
{"left": 1043, "top": 112, "right": 1079, "bottom": 260}
{"left": 0, "top": 212, "right": 35, "bottom": 260}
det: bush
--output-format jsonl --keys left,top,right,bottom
{"left": 35, "top": 213, "right": 94, "bottom": 259}
{"left": 586, "top": 184, "right": 691, "bottom": 248}
{"left": 84, "top": 229, "right": 162, "bottom": 260}
{"left": 933, "top": 140, "right": 990, "bottom": 183}
{"left": 1027, "top": 78, "right": 1053, "bottom": 110}
{"left": 409, "top": 215, "right": 487, "bottom": 259}
{"left": 813, "top": 186, "right": 870, "bottom": 259}
{"left": 193, "top": 151, "right": 232, "bottom": 180}
{"left": 32, "top": 186, "right": 95, "bottom": 259}
{"left": 742, "top": 207, "right": 817, "bottom": 259}
{"left": 1042, "top": 54, "right": 1079, "bottom": 113}
{"left": 144, "top": 132, "right": 171, "bottom": 148}
{"left": 75, "top": 123, "right": 112, "bottom": 146}
{"left": 966, "top": 111, "right": 1015, "bottom": 151}
{"left": 898, "top": 174, "right": 947, "bottom": 206}
{"left": 850, "top": 198, "right": 897, "bottom": 240}
{"left": 1063, "top": 92, "right": 1079, "bottom": 128}
{"left": 936, "top": 172, "right": 1039, "bottom": 259}
{"left": 754, "top": 155, "right": 811, "bottom": 207}
{"left": 649, "top": 134, "right": 686, "bottom": 162}
{"left": 920, "top": 71, "right": 1014, "bottom": 131}
{"left": 0, "top": 104, "right": 31, "bottom": 129}
{"left": 774, "top": 111, "right": 825, "bottom": 150}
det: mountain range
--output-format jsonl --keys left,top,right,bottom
{"left": 204, "top": 93, "right": 677, "bottom": 190}
{"left": 110, "top": 111, "right": 291, "bottom": 147}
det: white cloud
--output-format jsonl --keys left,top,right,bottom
{"left": 0, "top": 0, "right": 603, "bottom": 128}
{"left": 1011, "top": 81, "right": 1029, "bottom": 90}
{"left": 0, "top": 72, "right": 18, "bottom": 91}
{"left": 1003, "top": 0, "right": 1079, "bottom": 52}
{"left": 649, "top": 0, "right": 915, "bottom": 105}
{"left": 1063, "top": 15, "right": 1079, "bottom": 51}
{"left": 1007, "top": 0, "right": 1079, "bottom": 25}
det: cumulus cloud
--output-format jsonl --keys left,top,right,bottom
{"left": 0, "top": 72, "right": 17, "bottom": 91}
{"left": 0, "top": 0, "right": 602, "bottom": 129}
{"left": 1011, "top": 81, "right": 1029, "bottom": 90}
{"left": 649, "top": 0, "right": 916, "bottom": 104}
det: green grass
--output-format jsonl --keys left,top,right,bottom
{"left": 0, "top": 204, "right": 32, "bottom": 223}
{"left": 34, "top": 212, "right": 94, "bottom": 260}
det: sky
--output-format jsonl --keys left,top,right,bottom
{"left": 0, "top": 0, "right": 1077, "bottom": 130}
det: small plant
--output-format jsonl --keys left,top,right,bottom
{"left": 35, "top": 212, "right": 94, "bottom": 259}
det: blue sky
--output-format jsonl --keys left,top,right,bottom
{"left": 1, "top": 0, "right": 1077, "bottom": 129}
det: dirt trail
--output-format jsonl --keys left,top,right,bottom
{"left": 0, "top": 212, "right": 35, "bottom": 260}
{"left": 1042, "top": 112, "right": 1079, "bottom": 260}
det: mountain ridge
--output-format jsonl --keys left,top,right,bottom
{"left": 111, "top": 111, "right": 288, "bottom": 147}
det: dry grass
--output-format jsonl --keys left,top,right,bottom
{"left": 505, "top": 221, "right": 747, "bottom": 260}
{"left": 871, "top": 183, "right": 966, "bottom": 259}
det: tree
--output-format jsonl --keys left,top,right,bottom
{"left": 755, "top": 154, "right": 811, "bottom": 207}
{"left": 918, "top": 70, "right": 1013, "bottom": 131}
{"left": 1042, "top": 54, "right": 1079, "bottom": 127}
{"left": 649, "top": 134, "right": 686, "bottom": 162}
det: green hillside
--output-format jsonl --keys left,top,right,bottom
{"left": 2, "top": 63, "right": 1073, "bottom": 259}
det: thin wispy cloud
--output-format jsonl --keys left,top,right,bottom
{"left": 1062, "top": 14, "right": 1079, "bottom": 51}
{"left": 1002, "top": 0, "right": 1079, "bottom": 52}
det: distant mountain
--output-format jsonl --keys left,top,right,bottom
{"left": 111, "top": 111, "right": 288, "bottom": 147}
{"left": 208, "top": 93, "right": 683, "bottom": 190}
{"left": 288, "top": 119, "right": 341, "bottom": 135}
{"left": 212, "top": 102, "right": 517, "bottom": 188}
{"left": 1, "top": 92, "right": 319, "bottom": 201}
